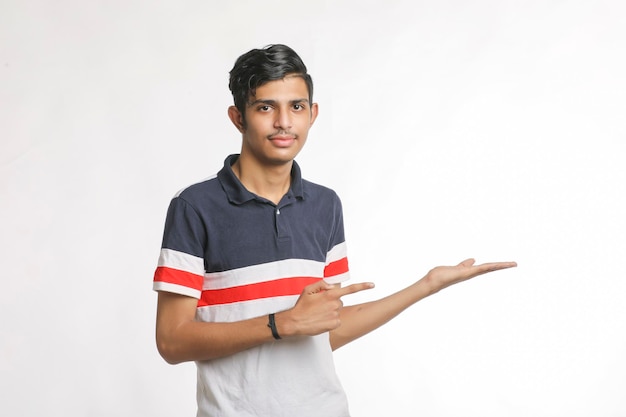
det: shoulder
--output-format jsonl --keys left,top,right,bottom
{"left": 161, "top": 175, "right": 226, "bottom": 222}
{"left": 174, "top": 174, "right": 218, "bottom": 197}
{"left": 301, "top": 179, "right": 344, "bottom": 215}
{"left": 171, "top": 174, "right": 221, "bottom": 205}
{"left": 302, "top": 178, "right": 341, "bottom": 201}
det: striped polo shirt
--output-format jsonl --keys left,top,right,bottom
{"left": 153, "top": 154, "right": 352, "bottom": 417}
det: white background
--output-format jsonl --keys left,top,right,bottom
{"left": 2, "top": 1, "right": 625, "bottom": 416}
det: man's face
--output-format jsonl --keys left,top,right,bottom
{"left": 234, "top": 75, "right": 318, "bottom": 167}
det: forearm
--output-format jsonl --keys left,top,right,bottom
{"left": 156, "top": 290, "right": 295, "bottom": 364}
{"left": 155, "top": 288, "right": 330, "bottom": 364}
{"left": 329, "top": 278, "right": 435, "bottom": 350}
{"left": 156, "top": 315, "right": 278, "bottom": 364}
{"left": 155, "top": 280, "right": 362, "bottom": 364}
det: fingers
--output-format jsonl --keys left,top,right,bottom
{"left": 457, "top": 258, "right": 517, "bottom": 271}
{"left": 303, "top": 279, "right": 334, "bottom": 294}
{"left": 302, "top": 280, "right": 375, "bottom": 297}
{"left": 468, "top": 261, "right": 518, "bottom": 278}
{"left": 334, "top": 282, "right": 375, "bottom": 297}
{"left": 478, "top": 261, "right": 517, "bottom": 271}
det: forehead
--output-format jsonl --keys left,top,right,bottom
{"left": 250, "top": 76, "right": 310, "bottom": 102}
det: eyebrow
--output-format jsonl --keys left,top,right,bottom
{"left": 247, "top": 98, "right": 310, "bottom": 107}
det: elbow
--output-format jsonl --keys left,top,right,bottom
{"left": 156, "top": 334, "right": 185, "bottom": 365}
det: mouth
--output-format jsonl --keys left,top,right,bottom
{"left": 269, "top": 135, "right": 297, "bottom": 147}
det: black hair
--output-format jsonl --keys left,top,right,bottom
{"left": 228, "top": 44, "right": 314, "bottom": 126}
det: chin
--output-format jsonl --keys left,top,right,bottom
{"left": 266, "top": 155, "right": 297, "bottom": 166}
{"left": 268, "top": 149, "right": 303, "bottom": 164}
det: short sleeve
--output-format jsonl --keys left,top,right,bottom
{"left": 153, "top": 197, "right": 207, "bottom": 298}
{"left": 323, "top": 193, "right": 350, "bottom": 285}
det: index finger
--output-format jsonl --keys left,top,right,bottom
{"left": 332, "top": 282, "right": 375, "bottom": 298}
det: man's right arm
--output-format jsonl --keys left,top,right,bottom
{"left": 155, "top": 291, "right": 276, "bottom": 364}
{"left": 155, "top": 280, "right": 374, "bottom": 364}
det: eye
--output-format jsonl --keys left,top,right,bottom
{"left": 258, "top": 105, "right": 272, "bottom": 112}
{"left": 293, "top": 103, "right": 306, "bottom": 111}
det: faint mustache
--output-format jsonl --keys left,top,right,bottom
{"left": 268, "top": 131, "right": 297, "bottom": 139}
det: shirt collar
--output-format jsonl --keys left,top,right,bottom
{"left": 217, "top": 154, "right": 304, "bottom": 205}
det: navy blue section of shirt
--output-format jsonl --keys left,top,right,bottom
{"left": 160, "top": 155, "right": 346, "bottom": 274}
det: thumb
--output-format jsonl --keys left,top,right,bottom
{"left": 303, "top": 279, "right": 334, "bottom": 295}
{"left": 458, "top": 258, "right": 476, "bottom": 267}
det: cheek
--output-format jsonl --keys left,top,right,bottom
{"left": 296, "top": 120, "right": 313, "bottom": 136}
{"left": 245, "top": 117, "right": 271, "bottom": 135}
{"left": 244, "top": 126, "right": 271, "bottom": 144}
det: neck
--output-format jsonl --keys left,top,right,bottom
{"left": 232, "top": 155, "right": 293, "bottom": 205}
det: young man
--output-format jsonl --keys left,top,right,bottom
{"left": 153, "top": 44, "right": 516, "bottom": 417}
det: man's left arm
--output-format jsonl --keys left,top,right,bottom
{"left": 329, "top": 258, "right": 517, "bottom": 350}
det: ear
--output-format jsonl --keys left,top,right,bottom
{"left": 309, "top": 102, "right": 319, "bottom": 127}
{"left": 228, "top": 106, "right": 246, "bottom": 133}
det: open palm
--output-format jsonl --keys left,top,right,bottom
{"left": 423, "top": 258, "right": 517, "bottom": 294}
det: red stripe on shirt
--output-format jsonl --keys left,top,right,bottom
{"left": 154, "top": 266, "right": 204, "bottom": 291}
{"left": 323, "top": 257, "right": 349, "bottom": 278}
{"left": 198, "top": 277, "right": 322, "bottom": 307}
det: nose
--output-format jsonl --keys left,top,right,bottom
{"left": 273, "top": 107, "right": 292, "bottom": 131}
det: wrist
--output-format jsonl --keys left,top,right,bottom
{"left": 416, "top": 272, "right": 440, "bottom": 297}
{"left": 267, "top": 313, "right": 281, "bottom": 340}
{"left": 272, "top": 310, "right": 297, "bottom": 338}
